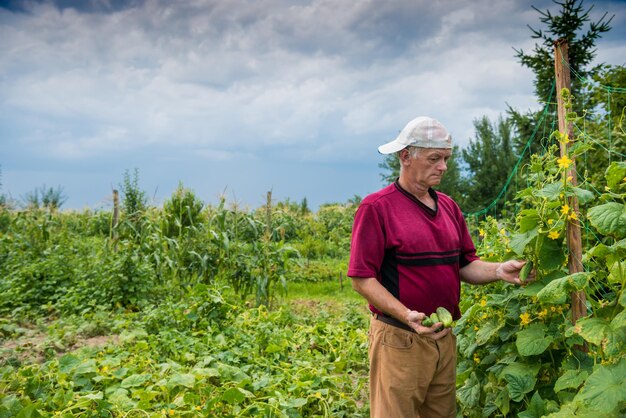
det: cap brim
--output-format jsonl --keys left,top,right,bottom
{"left": 378, "top": 140, "right": 406, "bottom": 155}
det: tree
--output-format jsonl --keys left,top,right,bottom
{"left": 379, "top": 154, "right": 400, "bottom": 185}
{"left": 121, "top": 168, "right": 147, "bottom": 221}
{"left": 436, "top": 145, "right": 466, "bottom": 208}
{"left": 511, "top": 0, "right": 613, "bottom": 153}
{"left": 22, "top": 185, "right": 67, "bottom": 211}
{"left": 461, "top": 116, "right": 517, "bottom": 214}
{"left": 514, "top": 0, "right": 613, "bottom": 112}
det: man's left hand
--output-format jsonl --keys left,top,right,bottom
{"left": 497, "top": 260, "right": 536, "bottom": 285}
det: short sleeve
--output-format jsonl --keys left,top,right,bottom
{"left": 347, "top": 203, "right": 386, "bottom": 279}
{"left": 455, "top": 204, "right": 480, "bottom": 267}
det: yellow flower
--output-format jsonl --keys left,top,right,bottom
{"left": 558, "top": 132, "right": 570, "bottom": 144}
{"left": 551, "top": 306, "right": 557, "bottom": 312}
{"left": 568, "top": 212, "right": 578, "bottom": 221}
{"left": 547, "top": 219, "right": 554, "bottom": 225}
{"left": 500, "top": 228, "right": 506, "bottom": 236}
{"left": 561, "top": 204, "right": 570, "bottom": 215}
{"left": 479, "top": 298, "right": 487, "bottom": 307}
{"left": 473, "top": 353, "right": 481, "bottom": 364}
{"left": 548, "top": 230, "right": 560, "bottom": 240}
{"left": 474, "top": 325, "right": 479, "bottom": 331}
{"left": 479, "top": 228, "right": 485, "bottom": 237}
{"left": 557, "top": 155, "right": 572, "bottom": 169}
{"left": 520, "top": 312, "right": 531, "bottom": 326}
{"left": 169, "top": 410, "right": 175, "bottom": 416}
{"left": 538, "top": 309, "right": 548, "bottom": 319}
{"left": 623, "top": 177, "right": 626, "bottom": 183}
{"left": 566, "top": 175, "right": 573, "bottom": 182}
{"left": 481, "top": 313, "right": 487, "bottom": 319}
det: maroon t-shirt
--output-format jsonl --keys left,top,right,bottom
{"left": 347, "top": 182, "right": 479, "bottom": 320}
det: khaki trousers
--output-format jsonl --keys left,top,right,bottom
{"left": 368, "top": 317, "right": 456, "bottom": 418}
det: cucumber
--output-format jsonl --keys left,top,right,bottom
{"left": 436, "top": 307, "right": 454, "bottom": 328}
{"left": 520, "top": 260, "right": 533, "bottom": 282}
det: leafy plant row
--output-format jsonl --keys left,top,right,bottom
{"left": 1, "top": 285, "right": 369, "bottom": 417}
{"left": 456, "top": 98, "right": 625, "bottom": 417}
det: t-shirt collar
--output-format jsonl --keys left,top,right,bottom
{"left": 394, "top": 179, "right": 438, "bottom": 216}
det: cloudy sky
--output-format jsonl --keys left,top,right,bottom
{"left": 1, "top": 0, "right": 625, "bottom": 211}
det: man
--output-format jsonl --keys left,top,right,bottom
{"left": 348, "top": 116, "right": 531, "bottom": 418}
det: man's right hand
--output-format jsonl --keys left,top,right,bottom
{"left": 406, "top": 310, "right": 451, "bottom": 340}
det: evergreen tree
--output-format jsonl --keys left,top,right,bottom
{"left": 435, "top": 145, "right": 466, "bottom": 208}
{"left": 378, "top": 154, "right": 400, "bottom": 185}
{"left": 461, "top": 116, "right": 516, "bottom": 214}
{"left": 510, "top": 0, "right": 613, "bottom": 153}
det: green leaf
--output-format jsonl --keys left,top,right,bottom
{"left": 58, "top": 354, "right": 81, "bottom": 374}
{"left": 536, "top": 234, "right": 565, "bottom": 270}
{"left": 457, "top": 372, "right": 481, "bottom": 408}
{"left": 121, "top": 373, "right": 152, "bottom": 388}
{"left": 73, "top": 359, "right": 97, "bottom": 375}
{"left": 534, "top": 182, "right": 562, "bottom": 200}
{"left": 608, "top": 260, "right": 625, "bottom": 284}
{"left": 516, "top": 324, "right": 553, "bottom": 356}
{"left": 167, "top": 373, "right": 195, "bottom": 389}
{"left": 506, "top": 373, "right": 536, "bottom": 402}
{"left": 218, "top": 363, "right": 250, "bottom": 383}
{"left": 109, "top": 388, "right": 135, "bottom": 410}
{"left": 588, "top": 202, "right": 626, "bottom": 238}
{"left": 16, "top": 405, "right": 41, "bottom": 418}
{"left": 611, "top": 309, "right": 626, "bottom": 330}
{"left": 222, "top": 387, "right": 250, "bottom": 405}
{"left": 518, "top": 391, "right": 545, "bottom": 418}
{"left": 286, "top": 398, "right": 308, "bottom": 408}
{"left": 476, "top": 319, "right": 503, "bottom": 345}
{"left": 81, "top": 392, "right": 104, "bottom": 400}
{"left": 500, "top": 363, "right": 539, "bottom": 402}
{"left": 537, "top": 272, "right": 589, "bottom": 304}
{"left": 519, "top": 209, "right": 540, "bottom": 233}
{"left": 605, "top": 161, "right": 626, "bottom": 190}
{"left": 575, "top": 317, "right": 611, "bottom": 346}
{"left": 570, "top": 187, "right": 595, "bottom": 205}
{"left": 510, "top": 229, "right": 538, "bottom": 256}
{"left": 554, "top": 369, "right": 589, "bottom": 393}
{"left": 575, "top": 360, "right": 626, "bottom": 413}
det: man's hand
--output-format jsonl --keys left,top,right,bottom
{"left": 496, "top": 260, "right": 536, "bottom": 285}
{"left": 406, "top": 310, "right": 451, "bottom": 340}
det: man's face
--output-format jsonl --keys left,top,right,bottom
{"left": 403, "top": 147, "right": 452, "bottom": 187}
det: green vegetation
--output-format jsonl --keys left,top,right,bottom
{"left": 0, "top": 188, "right": 368, "bottom": 417}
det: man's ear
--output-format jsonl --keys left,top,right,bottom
{"left": 399, "top": 149, "right": 411, "bottom": 166}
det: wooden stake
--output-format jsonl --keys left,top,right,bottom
{"left": 554, "top": 39, "right": 586, "bottom": 325}
{"left": 112, "top": 189, "right": 120, "bottom": 251}
{"left": 265, "top": 191, "right": 272, "bottom": 239}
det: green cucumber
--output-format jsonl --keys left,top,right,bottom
{"left": 520, "top": 260, "right": 533, "bottom": 282}
{"left": 436, "top": 307, "right": 454, "bottom": 328}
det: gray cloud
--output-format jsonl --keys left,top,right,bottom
{"left": 1, "top": 0, "right": 625, "bottom": 208}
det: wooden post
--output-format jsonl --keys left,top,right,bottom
{"left": 554, "top": 39, "right": 586, "bottom": 325}
{"left": 265, "top": 191, "right": 272, "bottom": 239}
{"left": 112, "top": 189, "right": 119, "bottom": 250}
{"left": 112, "top": 189, "right": 120, "bottom": 228}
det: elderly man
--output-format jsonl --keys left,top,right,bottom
{"left": 348, "top": 116, "right": 530, "bottom": 418}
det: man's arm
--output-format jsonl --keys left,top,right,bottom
{"left": 460, "top": 259, "right": 531, "bottom": 285}
{"left": 351, "top": 277, "right": 449, "bottom": 338}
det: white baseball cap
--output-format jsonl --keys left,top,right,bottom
{"left": 378, "top": 116, "right": 452, "bottom": 154}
